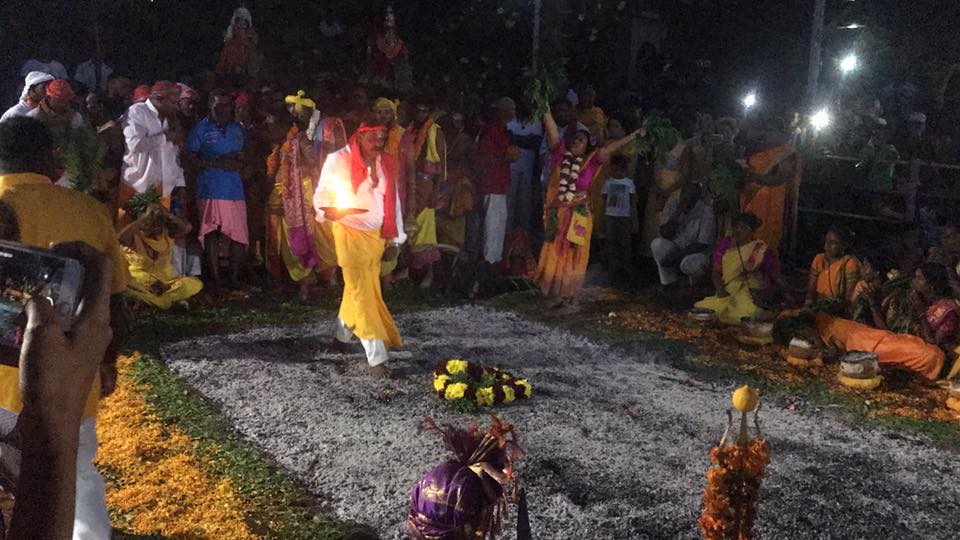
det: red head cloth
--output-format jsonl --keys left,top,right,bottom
{"left": 348, "top": 123, "right": 398, "bottom": 239}
{"left": 132, "top": 84, "right": 151, "bottom": 103}
{"left": 233, "top": 90, "right": 254, "bottom": 107}
{"left": 150, "top": 80, "right": 181, "bottom": 99}
{"left": 46, "top": 79, "right": 76, "bottom": 101}
{"left": 177, "top": 83, "right": 198, "bottom": 101}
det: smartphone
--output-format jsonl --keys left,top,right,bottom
{"left": 0, "top": 241, "right": 84, "bottom": 349}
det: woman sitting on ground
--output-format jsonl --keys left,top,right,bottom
{"left": 848, "top": 252, "right": 913, "bottom": 332}
{"left": 817, "top": 262, "right": 958, "bottom": 381}
{"left": 119, "top": 204, "right": 203, "bottom": 310}
{"left": 804, "top": 226, "right": 861, "bottom": 311}
{"left": 695, "top": 212, "right": 781, "bottom": 325}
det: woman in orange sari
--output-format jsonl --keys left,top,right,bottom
{"left": 536, "top": 109, "right": 640, "bottom": 302}
{"left": 740, "top": 143, "right": 799, "bottom": 254}
{"left": 804, "top": 227, "right": 861, "bottom": 308}
{"left": 818, "top": 263, "right": 957, "bottom": 381}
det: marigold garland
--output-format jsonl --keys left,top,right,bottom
{"left": 433, "top": 359, "right": 533, "bottom": 407}
{"left": 699, "top": 389, "right": 770, "bottom": 540}
{"left": 96, "top": 354, "right": 256, "bottom": 539}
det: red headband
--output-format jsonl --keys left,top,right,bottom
{"left": 46, "top": 80, "right": 76, "bottom": 101}
{"left": 355, "top": 123, "right": 387, "bottom": 134}
{"left": 150, "top": 80, "right": 181, "bottom": 99}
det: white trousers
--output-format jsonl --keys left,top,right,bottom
{"left": 334, "top": 318, "right": 388, "bottom": 367}
{"left": 171, "top": 241, "right": 202, "bottom": 277}
{"left": 74, "top": 418, "right": 111, "bottom": 540}
{"left": 483, "top": 194, "right": 508, "bottom": 264}
{"left": 650, "top": 237, "right": 711, "bottom": 286}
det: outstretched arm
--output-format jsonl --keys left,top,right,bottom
{"left": 543, "top": 111, "right": 561, "bottom": 152}
{"left": 598, "top": 129, "right": 642, "bottom": 161}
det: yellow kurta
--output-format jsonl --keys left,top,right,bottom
{"left": 123, "top": 232, "right": 203, "bottom": 310}
{"left": 334, "top": 223, "right": 402, "bottom": 347}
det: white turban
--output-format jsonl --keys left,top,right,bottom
{"left": 225, "top": 7, "right": 253, "bottom": 41}
{"left": 20, "top": 71, "right": 54, "bottom": 101}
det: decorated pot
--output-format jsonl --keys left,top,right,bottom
{"left": 689, "top": 307, "right": 717, "bottom": 324}
{"left": 839, "top": 351, "right": 880, "bottom": 379}
{"left": 787, "top": 338, "right": 819, "bottom": 360}
{"left": 740, "top": 316, "right": 775, "bottom": 339}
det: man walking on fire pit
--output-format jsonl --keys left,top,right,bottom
{"left": 313, "top": 119, "right": 405, "bottom": 377}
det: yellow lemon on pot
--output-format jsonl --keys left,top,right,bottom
{"left": 732, "top": 385, "right": 759, "bottom": 412}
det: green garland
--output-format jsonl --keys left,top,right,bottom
{"left": 433, "top": 359, "right": 532, "bottom": 409}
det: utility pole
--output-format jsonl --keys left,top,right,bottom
{"left": 805, "top": 0, "right": 827, "bottom": 108}
{"left": 532, "top": 0, "right": 542, "bottom": 70}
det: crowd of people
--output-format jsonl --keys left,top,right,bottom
{"left": 2, "top": 4, "right": 960, "bottom": 539}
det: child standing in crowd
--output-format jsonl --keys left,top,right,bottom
{"left": 602, "top": 154, "right": 636, "bottom": 285}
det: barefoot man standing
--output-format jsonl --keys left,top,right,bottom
{"left": 314, "top": 120, "right": 405, "bottom": 377}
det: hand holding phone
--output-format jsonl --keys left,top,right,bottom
{"left": 0, "top": 241, "right": 87, "bottom": 365}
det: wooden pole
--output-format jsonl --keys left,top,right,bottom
{"left": 532, "top": 0, "right": 542, "bottom": 70}
{"left": 90, "top": 0, "right": 104, "bottom": 94}
{"left": 805, "top": 0, "right": 827, "bottom": 108}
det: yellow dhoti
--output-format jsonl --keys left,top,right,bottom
{"left": 334, "top": 222, "right": 402, "bottom": 348}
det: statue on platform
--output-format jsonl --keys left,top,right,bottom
{"left": 367, "top": 5, "right": 412, "bottom": 93}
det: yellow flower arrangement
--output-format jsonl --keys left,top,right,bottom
{"left": 432, "top": 359, "right": 533, "bottom": 408}
{"left": 476, "top": 387, "right": 495, "bottom": 406}
{"left": 433, "top": 373, "right": 451, "bottom": 392}
{"left": 445, "top": 359, "right": 469, "bottom": 374}
{"left": 444, "top": 382, "right": 469, "bottom": 400}
{"left": 96, "top": 354, "right": 256, "bottom": 539}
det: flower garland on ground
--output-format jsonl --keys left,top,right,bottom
{"left": 433, "top": 359, "right": 532, "bottom": 407}
{"left": 96, "top": 353, "right": 256, "bottom": 539}
{"left": 700, "top": 386, "right": 771, "bottom": 540}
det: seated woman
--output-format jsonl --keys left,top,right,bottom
{"left": 805, "top": 227, "right": 861, "bottom": 310}
{"left": 848, "top": 252, "right": 913, "bottom": 332}
{"left": 119, "top": 204, "right": 203, "bottom": 310}
{"left": 817, "top": 263, "right": 956, "bottom": 381}
{"left": 695, "top": 213, "right": 780, "bottom": 325}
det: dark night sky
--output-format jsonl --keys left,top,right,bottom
{"left": 0, "top": 0, "right": 957, "bottom": 114}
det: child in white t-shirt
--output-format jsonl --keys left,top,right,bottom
{"left": 601, "top": 154, "right": 636, "bottom": 285}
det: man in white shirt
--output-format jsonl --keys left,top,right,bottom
{"left": 314, "top": 121, "right": 405, "bottom": 378}
{"left": 506, "top": 107, "right": 543, "bottom": 232}
{"left": 120, "top": 81, "right": 185, "bottom": 214}
{"left": 0, "top": 71, "right": 54, "bottom": 123}
{"left": 651, "top": 182, "right": 715, "bottom": 286}
{"left": 20, "top": 58, "right": 68, "bottom": 80}
{"left": 74, "top": 59, "right": 113, "bottom": 94}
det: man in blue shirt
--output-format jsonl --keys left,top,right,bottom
{"left": 187, "top": 90, "right": 247, "bottom": 293}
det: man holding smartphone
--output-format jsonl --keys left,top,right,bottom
{"left": 0, "top": 117, "right": 129, "bottom": 539}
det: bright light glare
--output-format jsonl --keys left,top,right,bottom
{"left": 811, "top": 109, "right": 831, "bottom": 130}
{"left": 840, "top": 23, "right": 863, "bottom": 29}
{"left": 742, "top": 92, "right": 757, "bottom": 110}
{"left": 840, "top": 53, "right": 858, "bottom": 74}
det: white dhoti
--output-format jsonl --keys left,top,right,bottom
{"left": 650, "top": 237, "right": 711, "bottom": 286}
{"left": 483, "top": 193, "right": 507, "bottom": 264}
{"left": 335, "top": 317, "right": 389, "bottom": 366}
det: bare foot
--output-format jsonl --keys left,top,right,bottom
{"left": 369, "top": 364, "right": 391, "bottom": 379}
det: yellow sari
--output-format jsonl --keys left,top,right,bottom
{"left": 695, "top": 239, "right": 771, "bottom": 325}
{"left": 123, "top": 232, "right": 203, "bottom": 310}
